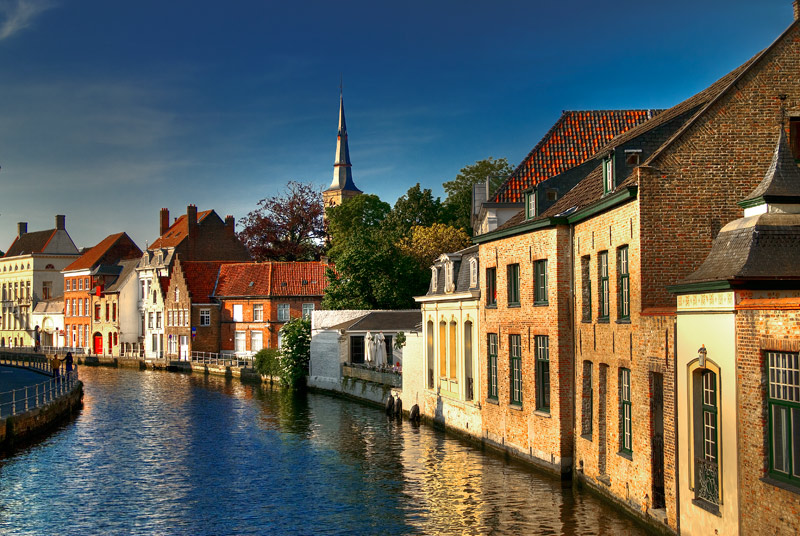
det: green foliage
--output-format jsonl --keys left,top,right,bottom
{"left": 325, "top": 194, "right": 391, "bottom": 252}
{"left": 278, "top": 317, "right": 311, "bottom": 389}
{"left": 442, "top": 157, "right": 513, "bottom": 235}
{"left": 394, "top": 331, "right": 406, "bottom": 350}
{"left": 397, "top": 223, "right": 471, "bottom": 270}
{"left": 254, "top": 348, "right": 281, "bottom": 379}
{"left": 384, "top": 183, "right": 442, "bottom": 236}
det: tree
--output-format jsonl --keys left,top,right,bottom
{"left": 278, "top": 316, "right": 311, "bottom": 389}
{"left": 325, "top": 194, "right": 391, "bottom": 250}
{"left": 398, "top": 223, "right": 471, "bottom": 269}
{"left": 238, "top": 181, "right": 324, "bottom": 261}
{"left": 254, "top": 348, "right": 281, "bottom": 382}
{"left": 384, "top": 183, "right": 442, "bottom": 236}
{"left": 442, "top": 157, "right": 513, "bottom": 235}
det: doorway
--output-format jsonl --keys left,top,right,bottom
{"left": 651, "top": 372, "right": 665, "bottom": 509}
{"left": 93, "top": 333, "right": 103, "bottom": 355}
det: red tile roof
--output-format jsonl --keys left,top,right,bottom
{"left": 214, "top": 262, "right": 329, "bottom": 297}
{"left": 492, "top": 110, "right": 659, "bottom": 203}
{"left": 180, "top": 261, "right": 232, "bottom": 302}
{"left": 149, "top": 210, "right": 213, "bottom": 249}
{"left": 4, "top": 229, "right": 57, "bottom": 257}
{"left": 63, "top": 232, "right": 140, "bottom": 272}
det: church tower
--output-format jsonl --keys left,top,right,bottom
{"left": 323, "top": 90, "right": 362, "bottom": 217}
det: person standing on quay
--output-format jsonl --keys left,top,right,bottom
{"left": 64, "top": 352, "right": 74, "bottom": 376}
{"left": 50, "top": 355, "right": 62, "bottom": 379}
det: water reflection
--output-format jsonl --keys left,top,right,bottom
{"left": 0, "top": 368, "right": 646, "bottom": 535}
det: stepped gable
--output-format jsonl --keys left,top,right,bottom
{"left": 149, "top": 210, "right": 213, "bottom": 249}
{"left": 4, "top": 229, "right": 57, "bottom": 257}
{"left": 492, "top": 110, "right": 658, "bottom": 204}
{"left": 180, "top": 261, "right": 231, "bottom": 302}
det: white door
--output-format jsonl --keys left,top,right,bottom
{"left": 179, "top": 335, "right": 189, "bottom": 361}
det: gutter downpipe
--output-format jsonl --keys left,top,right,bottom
{"left": 569, "top": 220, "right": 577, "bottom": 480}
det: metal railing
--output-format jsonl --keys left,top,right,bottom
{"left": 1, "top": 346, "right": 85, "bottom": 355}
{"left": 188, "top": 351, "right": 255, "bottom": 368}
{"left": 0, "top": 359, "right": 79, "bottom": 419}
{"left": 695, "top": 457, "right": 719, "bottom": 505}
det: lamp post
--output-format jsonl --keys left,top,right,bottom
{"left": 698, "top": 344, "right": 707, "bottom": 368}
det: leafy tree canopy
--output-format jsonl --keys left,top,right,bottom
{"left": 398, "top": 223, "right": 471, "bottom": 270}
{"left": 238, "top": 181, "right": 324, "bottom": 261}
{"left": 384, "top": 183, "right": 442, "bottom": 236}
{"left": 442, "top": 157, "right": 513, "bottom": 235}
{"left": 278, "top": 316, "right": 311, "bottom": 389}
{"left": 325, "top": 194, "right": 391, "bottom": 252}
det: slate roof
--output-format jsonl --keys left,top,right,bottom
{"left": 149, "top": 210, "right": 213, "bottom": 249}
{"left": 105, "top": 259, "right": 140, "bottom": 293}
{"left": 426, "top": 245, "right": 479, "bottom": 296}
{"left": 492, "top": 110, "right": 658, "bottom": 204}
{"left": 214, "top": 262, "right": 329, "bottom": 297}
{"left": 328, "top": 310, "right": 421, "bottom": 332}
{"left": 63, "top": 232, "right": 140, "bottom": 272}
{"left": 679, "top": 213, "right": 800, "bottom": 284}
{"left": 4, "top": 229, "right": 57, "bottom": 257}
{"left": 181, "top": 261, "right": 230, "bottom": 303}
{"left": 741, "top": 129, "right": 800, "bottom": 205}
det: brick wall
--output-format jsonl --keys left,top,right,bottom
{"left": 736, "top": 306, "right": 800, "bottom": 535}
{"left": 219, "top": 296, "right": 321, "bottom": 351}
{"left": 479, "top": 224, "right": 574, "bottom": 474}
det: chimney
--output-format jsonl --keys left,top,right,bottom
{"left": 187, "top": 205, "right": 198, "bottom": 229}
{"left": 187, "top": 205, "right": 198, "bottom": 258}
{"left": 55, "top": 215, "right": 66, "bottom": 230}
{"left": 160, "top": 208, "right": 170, "bottom": 236}
{"left": 225, "top": 215, "right": 235, "bottom": 237}
{"left": 795, "top": 0, "right": 800, "bottom": 21}
{"left": 17, "top": 222, "right": 27, "bottom": 237}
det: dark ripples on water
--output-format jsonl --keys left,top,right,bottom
{"left": 0, "top": 368, "right": 647, "bottom": 535}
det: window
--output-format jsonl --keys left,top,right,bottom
{"left": 85, "top": 277, "right": 90, "bottom": 290}
{"left": 66, "top": 300, "right": 71, "bottom": 316}
{"left": 620, "top": 368, "right": 632, "bottom": 454}
{"left": 486, "top": 268, "right": 497, "bottom": 307}
{"left": 105, "top": 303, "right": 109, "bottom": 321}
{"left": 598, "top": 251, "right": 609, "bottom": 321}
{"left": 42, "top": 281, "right": 52, "bottom": 300}
{"left": 694, "top": 369, "right": 719, "bottom": 505}
{"left": 464, "top": 320, "right": 473, "bottom": 401}
{"left": 148, "top": 312, "right": 154, "bottom": 329}
{"left": 581, "top": 256, "right": 591, "bottom": 322}
{"left": 175, "top": 287, "right": 179, "bottom": 301}
{"left": 431, "top": 267, "right": 438, "bottom": 292}
{"left": 507, "top": 264, "right": 520, "bottom": 307}
{"left": 525, "top": 189, "right": 536, "bottom": 219}
{"left": 302, "top": 303, "right": 314, "bottom": 319}
{"left": 277, "top": 304, "right": 290, "bottom": 322}
{"left": 510, "top": 334, "right": 522, "bottom": 406}
{"left": 582, "top": 361, "right": 593, "bottom": 437}
{"left": 78, "top": 278, "right": 83, "bottom": 290}
{"left": 790, "top": 119, "right": 800, "bottom": 160}
{"left": 168, "top": 310, "right": 173, "bottom": 327}
{"left": 535, "top": 335, "right": 550, "bottom": 412}
{"left": 618, "top": 246, "right": 630, "bottom": 320}
{"left": 84, "top": 299, "right": 89, "bottom": 316}
{"left": 233, "top": 304, "right": 243, "bottom": 322}
{"left": 253, "top": 304, "right": 264, "bottom": 321}
{"left": 350, "top": 336, "right": 365, "bottom": 364}
{"left": 469, "top": 258, "right": 478, "bottom": 288}
{"left": 112, "top": 303, "right": 117, "bottom": 322}
{"left": 78, "top": 298, "right": 83, "bottom": 317}
{"left": 140, "top": 280, "right": 146, "bottom": 300}
{"left": 625, "top": 150, "right": 641, "bottom": 166}
{"left": 200, "top": 309, "right": 210, "bottom": 326}
{"left": 603, "top": 153, "right": 614, "bottom": 194}
{"left": 234, "top": 331, "right": 246, "bottom": 353}
{"left": 251, "top": 331, "right": 263, "bottom": 353}
{"left": 66, "top": 279, "right": 71, "bottom": 292}
{"left": 448, "top": 321, "right": 457, "bottom": 380}
{"left": 156, "top": 312, "right": 162, "bottom": 329}
{"left": 487, "top": 333, "right": 498, "bottom": 400}
{"left": 71, "top": 299, "right": 76, "bottom": 317}
{"left": 534, "top": 260, "right": 548, "bottom": 305}
{"left": 768, "top": 351, "right": 800, "bottom": 484}
{"left": 439, "top": 321, "right": 447, "bottom": 378}
{"left": 426, "top": 321, "right": 435, "bottom": 389}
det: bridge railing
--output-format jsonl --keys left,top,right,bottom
{"left": 0, "top": 362, "right": 79, "bottom": 419}
{"left": 189, "top": 351, "right": 255, "bottom": 368}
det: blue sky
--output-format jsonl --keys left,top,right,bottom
{"left": 0, "top": 0, "right": 793, "bottom": 250}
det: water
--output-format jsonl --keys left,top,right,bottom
{"left": 0, "top": 368, "right": 647, "bottom": 535}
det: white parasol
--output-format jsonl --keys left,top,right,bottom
{"left": 374, "top": 332, "right": 386, "bottom": 366}
{"left": 364, "top": 331, "right": 374, "bottom": 364}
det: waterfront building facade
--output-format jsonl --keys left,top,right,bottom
{"left": 0, "top": 215, "right": 79, "bottom": 348}
{"left": 63, "top": 232, "right": 141, "bottom": 354}
{"left": 92, "top": 259, "right": 141, "bottom": 357}
{"left": 412, "top": 246, "right": 482, "bottom": 437}
{"left": 214, "top": 261, "right": 328, "bottom": 354}
{"left": 31, "top": 296, "right": 65, "bottom": 348}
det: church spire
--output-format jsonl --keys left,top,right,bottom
{"left": 328, "top": 89, "right": 361, "bottom": 193}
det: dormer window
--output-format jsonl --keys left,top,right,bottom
{"left": 444, "top": 261, "right": 455, "bottom": 293}
{"left": 525, "top": 190, "right": 537, "bottom": 219}
{"left": 625, "top": 149, "right": 642, "bottom": 166}
{"left": 603, "top": 153, "right": 615, "bottom": 194}
{"left": 469, "top": 258, "right": 478, "bottom": 288}
{"left": 431, "top": 267, "right": 438, "bottom": 292}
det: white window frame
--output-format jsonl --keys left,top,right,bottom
{"left": 200, "top": 309, "right": 210, "bottom": 326}
{"left": 277, "top": 303, "right": 290, "bottom": 322}
{"left": 233, "top": 304, "right": 243, "bottom": 322}
{"left": 253, "top": 304, "right": 263, "bottom": 322}
{"left": 302, "top": 303, "right": 314, "bottom": 319}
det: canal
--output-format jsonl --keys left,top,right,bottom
{"left": 0, "top": 367, "right": 648, "bottom": 535}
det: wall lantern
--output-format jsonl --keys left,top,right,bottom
{"left": 698, "top": 344, "right": 707, "bottom": 368}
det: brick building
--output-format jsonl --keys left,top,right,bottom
{"left": 92, "top": 259, "right": 140, "bottom": 357}
{"left": 164, "top": 258, "right": 230, "bottom": 359}
{"left": 62, "top": 232, "right": 141, "bottom": 354}
{"left": 472, "top": 110, "right": 659, "bottom": 236}
{"left": 137, "top": 205, "right": 251, "bottom": 358}
{"left": 213, "top": 261, "right": 328, "bottom": 354}
{"left": 0, "top": 215, "right": 79, "bottom": 348}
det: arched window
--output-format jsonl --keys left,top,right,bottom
{"left": 449, "top": 320, "right": 457, "bottom": 379}
{"left": 464, "top": 320, "right": 473, "bottom": 400}
{"left": 439, "top": 320, "right": 447, "bottom": 379}
{"left": 431, "top": 267, "right": 438, "bottom": 292}
{"left": 690, "top": 363, "right": 720, "bottom": 507}
{"left": 469, "top": 258, "right": 478, "bottom": 288}
{"left": 426, "top": 321, "right": 434, "bottom": 389}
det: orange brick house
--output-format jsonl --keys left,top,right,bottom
{"left": 214, "top": 261, "right": 328, "bottom": 354}
{"left": 62, "top": 232, "right": 141, "bottom": 354}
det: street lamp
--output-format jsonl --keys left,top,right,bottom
{"left": 698, "top": 344, "right": 707, "bottom": 368}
